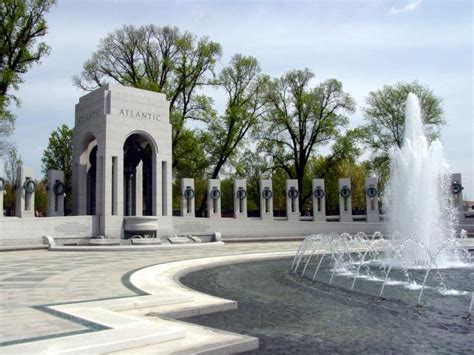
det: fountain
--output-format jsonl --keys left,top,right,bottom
{"left": 290, "top": 93, "right": 472, "bottom": 312}
{"left": 387, "top": 93, "right": 456, "bottom": 266}
{"left": 177, "top": 94, "right": 472, "bottom": 353}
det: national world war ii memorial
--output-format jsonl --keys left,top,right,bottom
{"left": 0, "top": 1, "right": 473, "bottom": 354}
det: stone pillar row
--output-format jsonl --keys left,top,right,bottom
{"left": 179, "top": 177, "right": 384, "bottom": 222}
{"left": 1, "top": 167, "right": 66, "bottom": 218}
{"left": 3, "top": 170, "right": 464, "bottom": 223}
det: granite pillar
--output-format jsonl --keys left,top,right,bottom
{"left": 47, "top": 169, "right": 65, "bottom": 217}
{"left": 365, "top": 177, "right": 379, "bottom": 223}
{"left": 207, "top": 179, "right": 221, "bottom": 218}
{"left": 180, "top": 178, "right": 195, "bottom": 217}
{"left": 312, "top": 178, "right": 326, "bottom": 222}
{"left": 260, "top": 179, "right": 273, "bottom": 220}
{"left": 286, "top": 179, "right": 300, "bottom": 221}
{"left": 15, "top": 167, "right": 35, "bottom": 218}
{"left": 339, "top": 178, "right": 352, "bottom": 222}
{"left": 234, "top": 179, "right": 247, "bottom": 219}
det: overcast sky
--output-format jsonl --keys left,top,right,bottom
{"left": 6, "top": 0, "right": 473, "bottom": 199}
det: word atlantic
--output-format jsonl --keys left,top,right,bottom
{"left": 119, "top": 109, "right": 160, "bottom": 121}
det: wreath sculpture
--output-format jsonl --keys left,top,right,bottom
{"left": 340, "top": 186, "right": 351, "bottom": 198}
{"left": 314, "top": 187, "right": 325, "bottom": 199}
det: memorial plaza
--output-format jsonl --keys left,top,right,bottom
{"left": 1, "top": 1, "right": 473, "bottom": 353}
{"left": 0, "top": 242, "right": 302, "bottom": 353}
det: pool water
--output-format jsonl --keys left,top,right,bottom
{"left": 180, "top": 258, "right": 473, "bottom": 354}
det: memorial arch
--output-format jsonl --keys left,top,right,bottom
{"left": 72, "top": 84, "right": 172, "bottom": 238}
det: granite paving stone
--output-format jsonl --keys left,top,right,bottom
{"left": 0, "top": 242, "right": 299, "bottom": 346}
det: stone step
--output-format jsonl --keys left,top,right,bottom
{"left": 56, "top": 294, "right": 193, "bottom": 313}
{"left": 2, "top": 327, "right": 185, "bottom": 354}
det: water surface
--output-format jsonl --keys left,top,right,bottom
{"left": 180, "top": 258, "right": 473, "bottom": 354}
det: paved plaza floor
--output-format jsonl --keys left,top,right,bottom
{"left": 0, "top": 242, "right": 299, "bottom": 347}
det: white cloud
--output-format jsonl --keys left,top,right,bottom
{"left": 389, "top": 0, "right": 423, "bottom": 15}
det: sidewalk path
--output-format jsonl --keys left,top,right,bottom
{"left": 0, "top": 242, "right": 299, "bottom": 346}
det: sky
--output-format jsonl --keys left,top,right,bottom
{"left": 6, "top": 0, "right": 474, "bottom": 199}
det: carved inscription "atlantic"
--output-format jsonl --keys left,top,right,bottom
{"left": 78, "top": 108, "right": 161, "bottom": 124}
{"left": 119, "top": 109, "right": 160, "bottom": 121}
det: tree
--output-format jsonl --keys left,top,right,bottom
{"left": 73, "top": 25, "right": 222, "bottom": 175}
{"left": 258, "top": 69, "right": 356, "bottom": 210}
{"left": 233, "top": 148, "right": 271, "bottom": 214}
{"left": 172, "top": 128, "right": 209, "bottom": 179}
{"left": 297, "top": 128, "right": 363, "bottom": 210}
{"left": 34, "top": 179, "right": 47, "bottom": 216}
{"left": 197, "top": 54, "right": 268, "bottom": 214}
{"left": 207, "top": 55, "right": 267, "bottom": 178}
{"left": 0, "top": 0, "right": 55, "bottom": 152}
{"left": 41, "top": 124, "right": 72, "bottom": 210}
{"left": 309, "top": 156, "right": 368, "bottom": 215}
{"left": 310, "top": 128, "right": 363, "bottom": 180}
{"left": 361, "top": 81, "right": 444, "bottom": 167}
{"left": 3, "top": 146, "right": 22, "bottom": 215}
{"left": 4, "top": 145, "right": 22, "bottom": 183}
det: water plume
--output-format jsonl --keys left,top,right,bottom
{"left": 386, "top": 93, "right": 455, "bottom": 266}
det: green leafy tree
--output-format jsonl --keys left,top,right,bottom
{"left": 2, "top": 146, "right": 22, "bottom": 215}
{"left": 0, "top": 0, "right": 55, "bottom": 153}
{"left": 34, "top": 179, "right": 47, "bottom": 216}
{"left": 197, "top": 54, "right": 268, "bottom": 214}
{"left": 258, "top": 69, "right": 356, "bottom": 210}
{"left": 361, "top": 81, "right": 444, "bottom": 168}
{"left": 297, "top": 128, "right": 362, "bottom": 211}
{"left": 309, "top": 156, "right": 368, "bottom": 215}
{"left": 41, "top": 124, "right": 72, "bottom": 210}
{"left": 220, "top": 178, "right": 234, "bottom": 214}
{"left": 270, "top": 167, "right": 288, "bottom": 216}
{"left": 73, "top": 25, "right": 222, "bottom": 176}
{"left": 207, "top": 55, "right": 267, "bottom": 179}
{"left": 173, "top": 129, "right": 209, "bottom": 179}
{"left": 233, "top": 148, "right": 271, "bottom": 214}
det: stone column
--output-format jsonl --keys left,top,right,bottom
{"left": 312, "top": 179, "right": 326, "bottom": 222}
{"left": 152, "top": 154, "right": 159, "bottom": 216}
{"left": 207, "top": 179, "right": 221, "bottom": 218}
{"left": 135, "top": 161, "right": 143, "bottom": 216}
{"left": 15, "top": 167, "right": 35, "bottom": 218}
{"left": 47, "top": 169, "right": 65, "bottom": 217}
{"left": 365, "top": 177, "right": 379, "bottom": 223}
{"left": 71, "top": 136, "right": 81, "bottom": 215}
{"left": 260, "top": 179, "right": 273, "bottom": 220}
{"left": 339, "top": 178, "right": 352, "bottom": 222}
{"left": 286, "top": 179, "right": 300, "bottom": 221}
{"left": 0, "top": 165, "right": 6, "bottom": 218}
{"left": 165, "top": 160, "right": 173, "bottom": 218}
{"left": 76, "top": 164, "right": 88, "bottom": 215}
{"left": 116, "top": 155, "right": 124, "bottom": 217}
{"left": 125, "top": 170, "right": 134, "bottom": 216}
{"left": 451, "top": 173, "right": 464, "bottom": 223}
{"left": 180, "top": 178, "right": 195, "bottom": 217}
{"left": 234, "top": 179, "right": 247, "bottom": 219}
{"left": 96, "top": 145, "right": 104, "bottom": 218}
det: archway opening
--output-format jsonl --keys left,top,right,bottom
{"left": 123, "top": 134, "right": 154, "bottom": 216}
{"left": 87, "top": 146, "right": 97, "bottom": 215}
